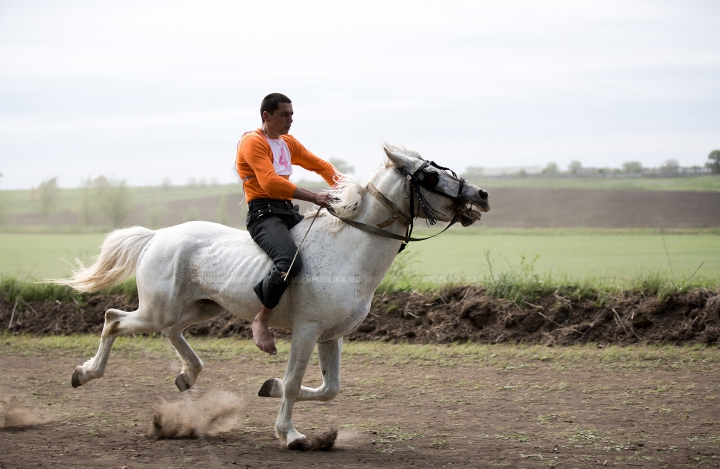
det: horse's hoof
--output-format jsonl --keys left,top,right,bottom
{"left": 288, "top": 437, "right": 310, "bottom": 451}
{"left": 71, "top": 370, "right": 82, "bottom": 388}
{"left": 175, "top": 375, "right": 191, "bottom": 392}
{"left": 258, "top": 378, "right": 280, "bottom": 398}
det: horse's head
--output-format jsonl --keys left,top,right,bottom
{"left": 383, "top": 144, "right": 490, "bottom": 227}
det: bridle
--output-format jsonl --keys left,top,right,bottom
{"left": 326, "top": 160, "right": 467, "bottom": 253}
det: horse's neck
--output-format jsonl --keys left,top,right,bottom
{"left": 329, "top": 168, "right": 410, "bottom": 283}
{"left": 352, "top": 167, "right": 411, "bottom": 238}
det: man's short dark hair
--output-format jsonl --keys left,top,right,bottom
{"left": 260, "top": 93, "right": 292, "bottom": 122}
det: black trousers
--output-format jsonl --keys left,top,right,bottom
{"left": 246, "top": 199, "right": 304, "bottom": 309}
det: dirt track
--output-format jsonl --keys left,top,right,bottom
{"left": 2, "top": 341, "right": 720, "bottom": 468}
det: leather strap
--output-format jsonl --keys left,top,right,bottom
{"left": 367, "top": 182, "right": 412, "bottom": 227}
{"left": 325, "top": 206, "right": 457, "bottom": 243}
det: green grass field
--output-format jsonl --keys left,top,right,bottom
{"left": 1, "top": 229, "right": 718, "bottom": 286}
{"left": 0, "top": 233, "right": 105, "bottom": 278}
{"left": 403, "top": 228, "right": 720, "bottom": 283}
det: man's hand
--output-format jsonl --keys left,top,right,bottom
{"left": 314, "top": 192, "right": 332, "bottom": 208}
{"left": 292, "top": 187, "right": 333, "bottom": 208}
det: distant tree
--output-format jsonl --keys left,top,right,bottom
{"left": 329, "top": 158, "right": 355, "bottom": 175}
{"left": 36, "top": 177, "right": 60, "bottom": 223}
{"left": 567, "top": 160, "right": 582, "bottom": 175}
{"left": 461, "top": 166, "right": 484, "bottom": 180}
{"left": 660, "top": 159, "right": 680, "bottom": 175}
{"left": 622, "top": 161, "right": 643, "bottom": 174}
{"left": 77, "top": 178, "right": 97, "bottom": 225}
{"left": 706, "top": 150, "right": 720, "bottom": 174}
{"left": 541, "top": 162, "right": 559, "bottom": 175}
{"left": 161, "top": 177, "right": 173, "bottom": 191}
{"left": 95, "top": 177, "right": 134, "bottom": 227}
{"left": 187, "top": 177, "right": 197, "bottom": 188}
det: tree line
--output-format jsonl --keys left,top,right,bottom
{"left": 29, "top": 176, "right": 134, "bottom": 227}
{"left": 462, "top": 150, "right": 720, "bottom": 179}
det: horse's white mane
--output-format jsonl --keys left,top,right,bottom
{"left": 305, "top": 174, "right": 364, "bottom": 232}
{"left": 307, "top": 144, "right": 423, "bottom": 232}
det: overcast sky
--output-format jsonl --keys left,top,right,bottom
{"left": 1, "top": 0, "right": 718, "bottom": 189}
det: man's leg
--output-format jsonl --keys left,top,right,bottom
{"left": 252, "top": 303, "right": 276, "bottom": 355}
{"left": 247, "top": 215, "right": 304, "bottom": 355}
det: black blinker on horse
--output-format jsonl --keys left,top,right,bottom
{"left": 396, "top": 160, "right": 467, "bottom": 253}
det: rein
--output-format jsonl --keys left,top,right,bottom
{"left": 325, "top": 161, "right": 467, "bottom": 252}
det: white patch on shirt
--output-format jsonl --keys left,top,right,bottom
{"left": 266, "top": 137, "right": 293, "bottom": 176}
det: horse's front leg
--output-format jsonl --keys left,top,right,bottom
{"left": 275, "top": 326, "right": 321, "bottom": 449}
{"left": 259, "top": 338, "right": 342, "bottom": 402}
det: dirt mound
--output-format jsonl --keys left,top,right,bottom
{"left": 2, "top": 287, "right": 719, "bottom": 346}
{"left": 346, "top": 287, "right": 720, "bottom": 346}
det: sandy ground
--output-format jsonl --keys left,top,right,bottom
{"left": 1, "top": 341, "right": 720, "bottom": 468}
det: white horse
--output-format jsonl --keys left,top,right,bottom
{"left": 56, "top": 144, "right": 490, "bottom": 449}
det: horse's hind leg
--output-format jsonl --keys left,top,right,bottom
{"left": 259, "top": 338, "right": 342, "bottom": 402}
{"left": 162, "top": 300, "right": 226, "bottom": 392}
{"left": 72, "top": 307, "right": 160, "bottom": 388}
{"left": 165, "top": 331, "right": 204, "bottom": 392}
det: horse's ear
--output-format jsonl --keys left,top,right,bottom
{"left": 383, "top": 144, "right": 412, "bottom": 169}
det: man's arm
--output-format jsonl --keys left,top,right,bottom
{"left": 292, "top": 187, "right": 331, "bottom": 207}
{"left": 283, "top": 136, "right": 340, "bottom": 188}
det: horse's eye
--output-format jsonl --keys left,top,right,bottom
{"left": 423, "top": 172, "right": 439, "bottom": 188}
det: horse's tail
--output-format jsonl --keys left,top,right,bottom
{"left": 52, "top": 226, "right": 156, "bottom": 293}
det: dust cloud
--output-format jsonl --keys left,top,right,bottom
{"left": 147, "top": 389, "right": 245, "bottom": 439}
{"left": 1, "top": 396, "right": 50, "bottom": 428}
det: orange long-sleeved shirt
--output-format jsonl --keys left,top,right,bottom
{"left": 236, "top": 129, "right": 338, "bottom": 202}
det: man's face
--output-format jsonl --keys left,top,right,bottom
{"left": 263, "top": 102, "right": 294, "bottom": 137}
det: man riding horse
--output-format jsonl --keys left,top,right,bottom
{"left": 236, "top": 93, "right": 340, "bottom": 355}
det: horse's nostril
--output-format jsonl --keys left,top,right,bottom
{"left": 479, "top": 189, "right": 488, "bottom": 199}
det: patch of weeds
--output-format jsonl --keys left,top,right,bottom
{"left": 483, "top": 254, "right": 554, "bottom": 304}
{"left": 687, "top": 435, "right": 720, "bottom": 447}
{"left": 537, "top": 414, "right": 560, "bottom": 424}
{"left": 367, "top": 424, "right": 422, "bottom": 453}
{"left": 430, "top": 439, "right": 448, "bottom": 448}
{"left": 493, "top": 431, "right": 531, "bottom": 442}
